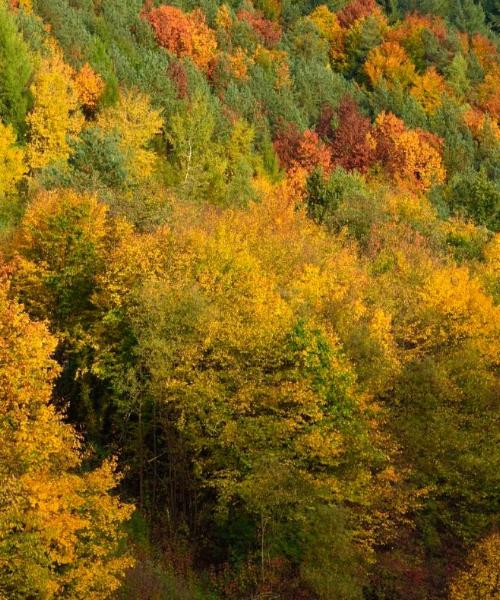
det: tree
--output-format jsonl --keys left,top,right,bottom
{"left": 329, "top": 96, "right": 375, "bottom": 173}
{"left": 0, "top": 1, "right": 32, "bottom": 133}
{"left": 237, "top": 7, "right": 282, "bottom": 48}
{"left": 144, "top": 5, "right": 217, "bottom": 72}
{"left": 449, "top": 533, "right": 500, "bottom": 600}
{"left": 73, "top": 63, "right": 104, "bottom": 115}
{"left": 0, "top": 120, "right": 25, "bottom": 197}
{"left": 165, "top": 92, "right": 227, "bottom": 203}
{"left": 411, "top": 67, "right": 447, "bottom": 113}
{"left": 26, "top": 43, "right": 83, "bottom": 170}
{"left": 337, "top": 0, "right": 382, "bottom": 28}
{"left": 373, "top": 111, "right": 446, "bottom": 190}
{"left": 11, "top": 189, "right": 112, "bottom": 329}
{"left": 364, "top": 41, "right": 417, "bottom": 89}
{"left": 0, "top": 280, "right": 133, "bottom": 599}
{"left": 97, "top": 89, "right": 163, "bottom": 181}
{"left": 274, "top": 124, "right": 332, "bottom": 175}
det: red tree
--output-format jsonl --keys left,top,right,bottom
{"left": 274, "top": 123, "right": 332, "bottom": 175}
{"left": 330, "top": 97, "right": 375, "bottom": 173}
{"left": 237, "top": 9, "right": 282, "bottom": 47}
{"left": 337, "top": 0, "right": 380, "bottom": 28}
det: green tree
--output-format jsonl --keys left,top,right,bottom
{"left": 0, "top": 1, "right": 32, "bottom": 133}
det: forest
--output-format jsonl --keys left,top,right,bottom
{"left": 0, "top": 0, "right": 499, "bottom": 598}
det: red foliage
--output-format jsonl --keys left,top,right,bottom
{"left": 168, "top": 60, "right": 189, "bottom": 99}
{"left": 273, "top": 122, "right": 302, "bottom": 171}
{"left": 330, "top": 96, "right": 375, "bottom": 173}
{"left": 237, "top": 9, "right": 282, "bottom": 47}
{"left": 274, "top": 123, "right": 332, "bottom": 174}
{"left": 337, "top": 0, "right": 380, "bottom": 28}
{"left": 316, "top": 104, "right": 336, "bottom": 143}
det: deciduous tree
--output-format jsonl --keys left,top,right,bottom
{"left": 0, "top": 281, "right": 133, "bottom": 599}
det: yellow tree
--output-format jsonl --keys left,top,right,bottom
{"left": 0, "top": 120, "right": 26, "bottom": 197}
{"left": 11, "top": 189, "right": 111, "bottom": 328}
{"left": 97, "top": 89, "right": 163, "bottom": 180}
{"left": 26, "top": 44, "right": 83, "bottom": 170}
{"left": 449, "top": 533, "right": 500, "bottom": 600}
{"left": 364, "top": 41, "right": 416, "bottom": 89}
{"left": 411, "top": 67, "right": 447, "bottom": 114}
{"left": 0, "top": 280, "right": 134, "bottom": 599}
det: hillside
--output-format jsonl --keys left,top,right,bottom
{"left": 0, "top": 0, "right": 499, "bottom": 598}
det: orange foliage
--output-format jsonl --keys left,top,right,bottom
{"left": 471, "top": 34, "right": 499, "bottom": 71}
{"left": 373, "top": 112, "right": 446, "bottom": 190}
{"left": 73, "top": 63, "right": 104, "bottom": 112}
{"left": 144, "top": 5, "right": 217, "bottom": 72}
{"left": 476, "top": 65, "right": 500, "bottom": 120}
{"left": 364, "top": 41, "right": 416, "bottom": 89}
{"left": 388, "top": 12, "right": 447, "bottom": 44}
{"left": 464, "top": 108, "right": 500, "bottom": 140}
{"left": 228, "top": 48, "right": 252, "bottom": 80}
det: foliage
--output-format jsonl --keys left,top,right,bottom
{"left": 1, "top": 0, "right": 499, "bottom": 597}
{"left": 449, "top": 533, "right": 500, "bottom": 599}
{"left": 144, "top": 5, "right": 218, "bottom": 72}
{"left": 26, "top": 43, "right": 83, "bottom": 170}
{"left": 0, "top": 281, "right": 134, "bottom": 599}
{"left": 0, "top": 120, "right": 26, "bottom": 197}
{"left": 0, "top": 0, "right": 32, "bottom": 133}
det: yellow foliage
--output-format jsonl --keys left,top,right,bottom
{"left": 364, "top": 41, "right": 416, "bottom": 89}
{"left": 411, "top": 67, "right": 446, "bottom": 113}
{"left": 449, "top": 533, "right": 500, "bottom": 600}
{"left": 26, "top": 44, "right": 83, "bottom": 169}
{"left": 405, "top": 266, "right": 499, "bottom": 361}
{"left": 0, "top": 121, "right": 26, "bottom": 196}
{"left": 309, "top": 5, "right": 342, "bottom": 42}
{"left": 98, "top": 89, "right": 163, "bottom": 179}
{"left": 11, "top": 189, "right": 112, "bottom": 325}
{"left": 215, "top": 4, "right": 233, "bottom": 30}
{"left": 228, "top": 47, "right": 253, "bottom": 80}
{"left": 0, "top": 281, "right": 134, "bottom": 599}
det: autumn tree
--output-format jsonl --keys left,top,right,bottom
{"left": 449, "top": 533, "right": 500, "bottom": 600}
{"left": 373, "top": 111, "right": 446, "bottom": 190}
{"left": 274, "top": 123, "right": 332, "bottom": 176}
{"left": 144, "top": 5, "right": 217, "bottom": 72}
{"left": 237, "top": 7, "right": 282, "bottom": 48}
{"left": 410, "top": 67, "right": 447, "bottom": 113}
{"left": 73, "top": 63, "right": 105, "bottom": 115}
{"left": 364, "top": 41, "right": 417, "bottom": 89}
{"left": 26, "top": 43, "right": 83, "bottom": 170}
{"left": 97, "top": 89, "right": 163, "bottom": 181}
{"left": 0, "top": 280, "right": 133, "bottom": 599}
{"left": 11, "top": 189, "right": 111, "bottom": 328}
{"left": 0, "top": 120, "right": 25, "bottom": 197}
{"left": 329, "top": 96, "right": 375, "bottom": 173}
{"left": 167, "top": 94, "right": 221, "bottom": 194}
{"left": 337, "top": 0, "right": 382, "bottom": 28}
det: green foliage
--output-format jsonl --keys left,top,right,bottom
{"left": 440, "top": 168, "right": 500, "bottom": 229}
{"left": 0, "top": 2, "right": 32, "bottom": 133}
